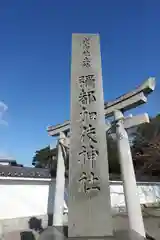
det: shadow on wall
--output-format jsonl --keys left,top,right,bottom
{"left": 20, "top": 217, "right": 44, "bottom": 240}
{"left": 28, "top": 217, "right": 44, "bottom": 233}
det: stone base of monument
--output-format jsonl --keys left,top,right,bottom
{"left": 38, "top": 226, "right": 148, "bottom": 240}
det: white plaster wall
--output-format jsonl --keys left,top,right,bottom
{"left": 0, "top": 177, "right": 160, "bottom": 237}
{"left": 0, "top": 177, "right": 160, "bottom": 221}
{"left": 110, "top": 182, "right": 160, "bottom": 210}
{"left": 0, "top": 177, "right": 51, "bottom": 220}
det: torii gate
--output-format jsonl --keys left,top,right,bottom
{"left": 47, "top": 77, "right": 155, "bottom": 236}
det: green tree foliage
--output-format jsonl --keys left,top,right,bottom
{"left": 32, "top": 145, "right": 69, "bottom": 177}
{"left": 32, "top": 146, "right": 57, "bottom": 169}
{"left": 132, "top": 114, "right": 160, "bottom": 177}
{"left": 32, "top": 137, "right": 120, "bottom": 175}
{"left": 32, "top": 114, "right": 160, "bottom": 179}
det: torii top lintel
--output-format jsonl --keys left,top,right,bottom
{"left": 47, "top": 77, "right": 155, "bottom": 137}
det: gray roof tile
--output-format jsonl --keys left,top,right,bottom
{"left": 0, "top": 165, "right": 51, "bottom": 178}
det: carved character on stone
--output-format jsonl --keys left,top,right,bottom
{"left": 78, "top": 144, "right": 99, "bottom": 167}
{"left": 78, "top": 75, "right": 96, "bottom": 89}
{"left": 79, "top": 106, "right": 97, "bottom": 124}
{"left": 83, "top": 49, "right": 90, "bottom": 56}
{"left": 82, "top": 37, "right": 91, "bottom": 68}
{"left": 78, "top": 171, "right": 100, "bottom": 194}
{"left": 80, "top": 124, "right": 97, "bottom": 144}
{"left": 82, "top": 37, "right": 90, "bottom": 50}
{"left": 82, "top": 56, "right": 91, "bottom": 68}
{"left": 79, "top": 89, "right": 96, "bottom": 106}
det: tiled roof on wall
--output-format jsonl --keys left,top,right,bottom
{"left": 0, "top": 165, "right": 51, "bottom": 178}
{"left": 0, "top": 165, "right": 159, "bottom": 182}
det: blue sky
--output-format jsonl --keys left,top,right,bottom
{"left": 0, "top": 0, "right": 159, "bottom": 166}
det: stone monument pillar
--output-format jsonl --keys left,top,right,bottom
{"left": 68, "top": 34, "right": 113, "bottom": 238}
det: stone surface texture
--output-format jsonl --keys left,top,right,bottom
{"left": 69, "top": 33, "right": 113, "bottom": 237}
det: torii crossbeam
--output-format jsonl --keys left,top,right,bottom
{"left": 47, "top": 77, "right": 155, "bottom": 137}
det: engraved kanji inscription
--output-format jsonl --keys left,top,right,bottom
{"left": 83, "top": 49, "right": 90, "bottom": 56}
{"left": 82, "top": 37, "right": 90, "bottom": 50}
{"left": 89, "top": 112, "right": 97, "bottom": 120}
{"left": 87, "top": 145, "right": 99, "bottom": 166}
{"left": 78, "top": 75, "right": 96, "bottom": 89}
{"left": 82, "top": 56, "right": 91, "bottom": 68}
{"left": 78, "top": 144, "right": 99, "bottom": 167}
{"left": 79, "top": 106, "right": 97, "bottom": 124}
{"left": 79, "top": 89, "right": 96, "bottom": 106}
{"left": 78, "top": 171, "right": 100, "bottom": 194}
{"left": 80, "top": 124, "right": 97, "bottom": 144}
{"left": 82, "top": 37, "right": 91, "bottom": 68}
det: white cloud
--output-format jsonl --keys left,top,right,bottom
{"left": 0, "top": 151, "right": 14, "bottom": 160}
{"left": 0, "top": 101, "right": 8, "bottom": 126}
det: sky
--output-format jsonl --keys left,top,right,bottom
{"left": 0, "top": 0, "right": 159, "bottom": 166}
